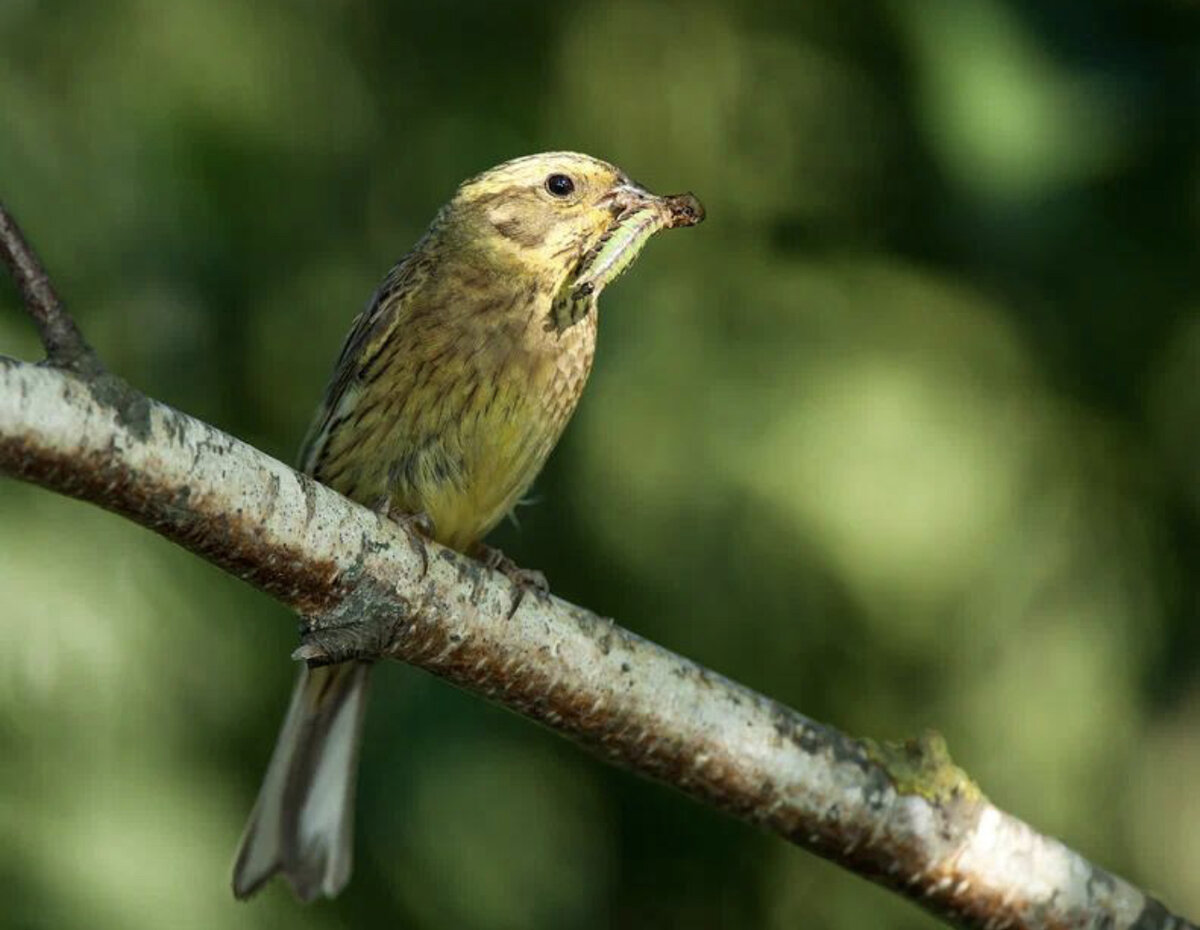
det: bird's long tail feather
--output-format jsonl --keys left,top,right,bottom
{"left": 232, "top": 661, "right": 371, "bottom": 901}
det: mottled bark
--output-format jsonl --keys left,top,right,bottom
{"left": 0, "top": 201, "right": 1193, "bottom": 930}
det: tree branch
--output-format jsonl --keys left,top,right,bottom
{"left": 0, "top": 210, "right": 1193, "bottom": 930}
{"left": 0, "top": 201, "right": 100, "bottom": 373}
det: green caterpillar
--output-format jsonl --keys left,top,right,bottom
{"left": 550, "top": 205, "right": 668, "bottom": 332}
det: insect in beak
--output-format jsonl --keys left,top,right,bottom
{"left": 604, "top": 183, "right": 706, "bottom": 229}
{"left": 548, "top": 184, "right": 705, "bottom": 333}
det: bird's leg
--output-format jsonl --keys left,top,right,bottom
{"left": 475, "top": 542, "right": 549, "bottom": 592}
{"left": 472, "top": 542, "right": 549, "bottom": 619}
{"left": 371, "top": 493, "right": 434, "bottom": 577}
{"left": 395, "top": 511, "right": 435, "bottom": 577}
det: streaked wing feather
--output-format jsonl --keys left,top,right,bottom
{"left": 297, "top": 252, "right": 427, "bottom": 476}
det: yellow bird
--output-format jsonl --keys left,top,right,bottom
{"left": 231, "top": 152, "right": 703, "bottom": 901}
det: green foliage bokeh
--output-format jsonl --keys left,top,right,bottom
{"left": 1, "top": 1, "right": 1197, "bottom": 927}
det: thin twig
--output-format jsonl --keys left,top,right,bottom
{"left": 0, "top": 201, "right": 101, "bottom": 373}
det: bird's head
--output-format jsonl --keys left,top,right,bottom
{"left": 443, "top": 152, "right": 704, "bottom": 303}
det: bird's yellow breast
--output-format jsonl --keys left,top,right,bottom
{"left": 412, "top": 315, "right": 597, "bottom": 550}
{"left": 307, "top": 271, "right": 597, "bottom": 552}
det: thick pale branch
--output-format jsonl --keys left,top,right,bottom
{"left": 0, "top": 356, "right": 1192, "bottom": 930}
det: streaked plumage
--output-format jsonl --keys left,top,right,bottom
{"left": 232, "top": 152, "right": 703, "bottom": 901}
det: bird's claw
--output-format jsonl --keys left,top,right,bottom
{"left": 474, "top": 543, "right": 549, "bottom": 618}
{"left": 386, "top": 506, "right": 434, "bottom": 577}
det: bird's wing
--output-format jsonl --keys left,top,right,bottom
{"left": 296, "top": 251, "right": 430, "bottom": 477}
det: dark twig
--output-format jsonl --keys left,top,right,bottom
{"left": 0, "top": 201, "right": 101, "bottom": 373}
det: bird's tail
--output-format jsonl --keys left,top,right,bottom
{"left": 232, "top": 661, "right": 372, "bottom": 901}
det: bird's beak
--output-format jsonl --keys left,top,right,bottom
{"left": 549, "top": 179, "right": 705, "bottom": 333}
{"left": 606, "top": 182, "right": 706, "bottom": 229}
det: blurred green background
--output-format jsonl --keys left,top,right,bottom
{"left": 1, "top": 0, "right": 1197, "bottom": 927}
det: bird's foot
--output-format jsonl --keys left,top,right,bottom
{"left": 373, "top": 496, "right": 434, "bottom": 577}
{"left": 473, "top": 543, "right": 549, "bottom": 619}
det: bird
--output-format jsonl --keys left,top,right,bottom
{"left": 230, "top": 152, "right": 704, "bottom": 902}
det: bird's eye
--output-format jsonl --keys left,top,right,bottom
{"left": 545, "top": 173, "right": 575, "bottom": 197}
